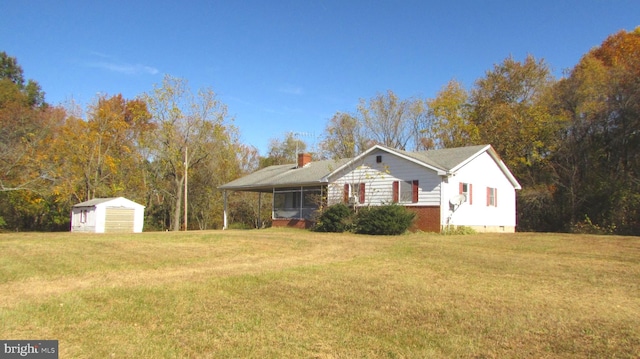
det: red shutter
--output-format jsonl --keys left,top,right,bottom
{"left": 359, "top": 183, "right": 366, "bottom": 204}
{"left": 459, "top": 182, "right": 472, "bottom": 204}
{"left": 486, "top": 187, "right": 490, "bottom": 206}
{"left": 392, "top": 181, "right": 399, "bottom": 203}
{"left": 343, "top": 183, "right": 349, "bottom": 203}
{"left": 495, "top": 188, "right": 498, "bottom": 207}
{"left": 412, "top": 180, "right": 419, "bottom": 203}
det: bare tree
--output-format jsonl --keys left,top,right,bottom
{"left": 357, "top": 90, "right": 427, "bottom": 151}
{"left": 143, "top": 75, "right": 232, "bottom": 231}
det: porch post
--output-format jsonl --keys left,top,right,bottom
{"left": 223, "top": 190, "right": 228, "bottom": 230}
{"left": 300, "top": 186, "right": 304, "bottom": 219}
{"left": 258, "top": 192, "right": 262, "bottom": 228}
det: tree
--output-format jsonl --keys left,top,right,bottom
{"left": 0, "top": 52, "right": 70, "bottom": 231}
{"left": 143, "top": 75, "right": 237, "bottom": 231}
{"left": 320, "top": 112, "right": 367, "bottom": 159}
{"left": 0, "top": 52, "right": 23, "bottom": 84}
{"left": 0, "top": 53, "right": 50, "bottom": 193}
{"left": 50, "top": 94, "right": 152, "bottom": 204}
{"left": 0, "top": 62, "right": 57, "bottom": 194}
{"left": 550, "top": 28, "right": 640, "bottom": 234}
{"left": 86, "top": 95, "right": 150, "bottom": 201}
{"left": 357, "top": 90, "right": 427, "bottom": 151}
{"left": 0, "top": 52, "right": 45, "bottom": 108}
{"left": 261, "top": 132, "right": 308, "bottom": 167}
{"left": 469, "top": 55, "right": 559, "bottom": 184}
{"left": 425, "top": 79, "right": 477, "bottom": 148}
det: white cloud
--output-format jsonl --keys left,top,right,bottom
{"left": 90, "top": 61, "right": 159, "bottom": 75}
{"left": 277, "top": 84, "right": 304, "bottom": 95}
{"left": 84, "top": 53, "right": 158, "bottom": 75}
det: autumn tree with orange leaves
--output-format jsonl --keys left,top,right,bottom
{"left": 549, "top": 27, "right": 640, "bottom": 234}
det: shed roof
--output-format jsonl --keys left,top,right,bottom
{"left": 73, "top": 197, "right": 145, "bottom": 208}
{"left": 73, "top": 198, "right": 119, "bottom": 207}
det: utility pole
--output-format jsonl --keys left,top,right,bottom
{"left": 184, "top": 146, "right": 188, "bottom": 231}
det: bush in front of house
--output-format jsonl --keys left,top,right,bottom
{"left": 353, "top": 204, "right": 416, "bottom": 235}
{"left": 312, "top": 203, "right": 354, "bottom": 232}
{"left": 441, "top": 225, "right": 476, "bottom": 235}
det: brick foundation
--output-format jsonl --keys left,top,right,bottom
{"left": 272, "top": 218, "right": 314, "bottom": 229}
{"left": 272, "top": 206, "right": 441, "bottom": 232}
{"left": 406, "top": 206, "right": 441, "bottom": 233}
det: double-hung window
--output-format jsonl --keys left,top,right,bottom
{"left": 343, "top": 183, "right": 366, "bottom": 204}
{"left": 460, "top": 182, "right": 473, "bottom": 204}
{"left": 393, "top": 180, "right": 419, "bottom": 203}
{"left": 487, "top": 187, "right": 497, "bottom": 207}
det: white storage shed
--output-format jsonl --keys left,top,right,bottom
{"left": 71, "top": 197, "right": 145, "bottom": 233}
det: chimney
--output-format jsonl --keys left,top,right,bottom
{"left": 297, "top": 153, "right": 311, "bottom": 168}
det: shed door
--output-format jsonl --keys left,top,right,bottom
{"left": 104, "top": 208, "right": 135, "bottom": 233}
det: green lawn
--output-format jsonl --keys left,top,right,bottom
{"left": 1, "top": 229, "right": 638, "bottom": 358}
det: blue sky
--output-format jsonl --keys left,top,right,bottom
{"left": 1, "top": 1, "right": 638, "bottom": 155}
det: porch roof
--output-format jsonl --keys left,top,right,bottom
{"left": 219, "top": 158, "right": 351, "bottom": 192}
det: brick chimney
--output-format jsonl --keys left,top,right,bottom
{"left": 297, "top": 153, "right": 311, "bottom": 168}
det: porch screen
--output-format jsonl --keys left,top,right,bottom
{"left": 273, "top": 186, "right": 323, "bottom": 219}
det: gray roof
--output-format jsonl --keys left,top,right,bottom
{"left": 219, "top": 144, "right": 520, "bottom": 192}
{"left": 73, "top": 197, "right": 119, "bottom": 207}
{"left": 219, "top": 158, "right": 351, "bottom": 191}
{"left": 393, "top": 144, "right": 489, "bottom": 171}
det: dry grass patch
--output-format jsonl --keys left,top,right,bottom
{"left": 0, "top": 230, "right": 638, "bottom": 358}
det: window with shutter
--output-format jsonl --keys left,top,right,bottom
{"left": 487, "top": 187, "right": 497, "bottom": 207}
{"left": 459, "top": 182, "right": 473, "bottom": 204}
{"left": 394, "top": 180, "right": 419, "bottom": 203}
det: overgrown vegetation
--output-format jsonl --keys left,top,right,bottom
{"left": 1, "top": 230, "right": 638, "bottom": 358}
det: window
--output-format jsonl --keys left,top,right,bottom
{"left": 343, "top": 183, "right": 365, "bottom": 205}
{"left": 459, "top": 182, "right": 473, "bottom": 204}
{"left": 487, "top": 187, "right": 497, "bottom": 207}
{"left": 376, "top": 155, "right": 382, "bottom": 163}
{"left": 80, "top": 210, "right": 88, "bottom": 223}
{"left": 393, "top": 180, "right": 419, "bottom": 203}
{"left": 274, "top": 187, "right": 323, "bottom": 219}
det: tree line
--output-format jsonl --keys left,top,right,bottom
{"left": 1, "top": 27, "right": 638, "bottom": 234}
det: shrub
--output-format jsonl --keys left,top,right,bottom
{"left": 354, "top": 205, "right": 415, "bottom": 235}
{"left": 441, "top": 225, "right": 476, "bottom": 235}
{"left": 312, "top": 203, "right": 354, "bottom": 232}
{"left": 570, "top": 215, "right": 616, "bottom": 235}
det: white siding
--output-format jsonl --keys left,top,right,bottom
{"left": 441, "top": 152, "right": 517, "bottom": 231}
{"left": 70, "top": 208, "right": 97, "bottom": 232}
{"left": 327, "top": 149, "right": 441, "bottom": 207}
{"left": 71, "top": 197, "right": 145, "bottom": 233}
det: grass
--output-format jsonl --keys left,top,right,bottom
{"left": 0, "top": 229, "right": 639, "bottom": 358}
